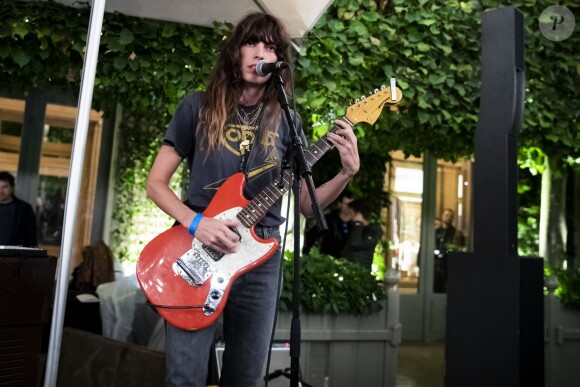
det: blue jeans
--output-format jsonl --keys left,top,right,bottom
{"left": 165, "top": 226, "right": 282, "bottom": 387}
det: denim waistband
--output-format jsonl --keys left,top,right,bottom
{"left": 254, "top": 225, "right": 281, "bottom": 240}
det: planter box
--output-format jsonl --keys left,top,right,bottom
{"left": 274, "top": 292, "right": 401, "bottom": 387}
{"left": 545, "top": 277, "right": 580, "bottom": 387}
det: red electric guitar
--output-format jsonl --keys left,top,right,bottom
{"left": 137, "top": 84, "right": 403, "bottom": 330}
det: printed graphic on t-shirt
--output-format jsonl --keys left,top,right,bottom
{"left": 222, "top": 123, "right": 257, "bottom": 156}
{"left": 203, "top": 122, "right": 280, "bottom": 191}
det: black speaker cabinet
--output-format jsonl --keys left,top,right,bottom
{"left": 0, "top": 253, "right": 56, "bottom": 387}
{"left": 446, "top": 253, "right": 544, "bottom": 387}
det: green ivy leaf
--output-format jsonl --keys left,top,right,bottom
{"left": 0, "top": 40, "right": 10, "bottom": 58}
{"left": 349, "top": 20, "right": 368, "bottom": 36}
{"left": 419, "top": 19, "right": 437, "bottom": 26}
{"left": 370, "top": 36, "right": 381, "bottom": 46}
{"left": 436, "top": 44, "right": 453, "bottom": 55}
{"left": 428, "top": 73, "right": 446, "bottom": 85}
{"left": 119, "top": 28, "right": 135, "bottom": 45}
{"left": 348, "top": 56, "right": 364, "bottom": 66}
{"left": 362, "top": 11, "right": 380, "bottom": 22}
{"left": 183, "top": 36, "right": 201, "bottom": 53}
{"left": 124, "top": 71, "right": 135, "bottom": 81}
{"left": 310, "top": 96, "right": 327, "bottom": 108}
{"left": 12, "top": 22, "right": 29, "bottom": 38}
{"left": 417, "top": 42, "right": 430, "bottom": 52}
{"left": 113, "top": 56, "right": 126, "bottom": 69}
{"left": 327, "top": 19, "right": 344, "bottom": 32}
{"left": 106, "top": 39, "right": 123, "bottom": 52}
{"left": 11, "top": 49, "right": 30, "bottom": 67}
{"left": 161, "top": 23, "right": 177, "bottom": 38}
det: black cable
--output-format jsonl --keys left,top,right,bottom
{"left": 145, "top": 300, "right": 205, "bottom": 309}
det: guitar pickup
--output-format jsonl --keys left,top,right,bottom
{"left": 174, "top": 248, "right": 213, "bottom": 287}
{"left": 201, "top": 227, "right": 241, "bottom": 262}
{"left": 202, "top": 244, "right": 225, "bottom": 261}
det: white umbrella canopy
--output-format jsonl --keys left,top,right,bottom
{"left": 51, "top": 0, "right": 333, "bottom": 39}
{"left": 43, "top": 1, "right": 333, "bottom": 386}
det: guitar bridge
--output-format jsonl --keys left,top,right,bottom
{"left": 173, "top": 248, "right": 213, "bottom": 287}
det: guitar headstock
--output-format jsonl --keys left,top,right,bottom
{"left": 345, "top": 83, "right": 403, "bottom": 125}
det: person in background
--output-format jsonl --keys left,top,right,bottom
{"left": 302, "top": 189, "right": 354, "bottom": 258}
{"left": 342, "top": 200, "right": 382, "bottom": 269}
{"left": 0, "top": 171, "right": 38, "bottom": 247}
{"left": 434, "top": 208, "right": 456, "bottom": 293}
{"left": 435, "top": 208, "right": 456, "bottom": 254}
{"left": 434, "top": 217, "right": 441, "bottom": 230}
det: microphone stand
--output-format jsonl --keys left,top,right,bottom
{"left": 271, "top": 70, "right": 327, "bottom": 387}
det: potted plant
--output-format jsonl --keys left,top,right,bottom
{"left": 274, "top": 248, "right": 400, "bottom": 387}
{"left": 544, "top": 267, "right": 580, "bottom": 387}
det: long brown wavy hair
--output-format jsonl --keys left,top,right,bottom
{"left": 199, "top": 12, "right": 293, "bottom": 152}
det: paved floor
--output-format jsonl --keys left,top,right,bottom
{"left": 49, "top": 331, "right": 445, "bottom": 387}
{"left": 397, "top": 341, "right": 445, "bottom": 387}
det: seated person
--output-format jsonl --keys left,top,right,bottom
{"left": 342, "top": 200, "right": 382, "bottom": 269}
{"left": 302, "top": 190, "right": 354, "bottom": 258}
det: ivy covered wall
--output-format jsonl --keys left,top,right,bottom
{"left": 1, "top": 0, "right": 578, "bottom": 265}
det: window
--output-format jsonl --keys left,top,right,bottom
{"left": 0, "top": 97, "right": 102, "bottom": 264}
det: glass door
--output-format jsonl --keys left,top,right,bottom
{"left": 385, "top": 152, "right": 424, "bottom": 294}
{"left": 384, "top": 152, "right": 472, "bottom": 340}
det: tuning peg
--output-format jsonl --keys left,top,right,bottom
{"left": 355, "top": 99, "right": 360, "bottom": 103}
{"left": 381, "top": 85, "right": 386, "bottom": 90}
{"left": 390, "top": 78, "right": 397, "bottom": 100}
{"left": 374, "top": 89, "right": 379, "bottom": 94}
{"left": 361, "top": 95, "right": 366, "bottom": 100}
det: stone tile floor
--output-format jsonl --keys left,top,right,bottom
{"left": 397, "top": 341, "right": 445, "bottom": 387}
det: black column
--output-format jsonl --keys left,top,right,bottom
{"left": 446, "top": 7, "right": 544, "bottom": 387}
{"left": 472, "top": 6, "right": 524, "bottom": 256}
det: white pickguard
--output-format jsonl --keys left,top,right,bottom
{"left": 192, "top": 207, "right": 276, "bottom": 277}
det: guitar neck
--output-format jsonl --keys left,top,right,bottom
{"left": 237, "top": 118, "right": 352, "bottom": 228}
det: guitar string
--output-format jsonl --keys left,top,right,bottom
{"left": 236, "top": 118, "right": 348, "bottom": 227}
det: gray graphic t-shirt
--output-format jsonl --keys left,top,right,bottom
{"left": 163, "top": 91, "right": 306, "bottom": 227}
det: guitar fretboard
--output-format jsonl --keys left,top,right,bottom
{"left": 237, "top": 118, "right": 352, "bottom": 228}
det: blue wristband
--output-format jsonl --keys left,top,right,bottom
{"left": 188, "top": 213, "right": 204, "bottom": 236}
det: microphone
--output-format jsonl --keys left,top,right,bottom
{"left": 255, "top": 60, "right": 289, "bottom": 77}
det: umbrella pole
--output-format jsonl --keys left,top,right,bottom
{"left": 43, "top": 0, "right": 107, "bottom": 385}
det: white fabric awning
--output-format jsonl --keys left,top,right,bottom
{"left": 52, "top": 0, "right": 333, "bottom": 39}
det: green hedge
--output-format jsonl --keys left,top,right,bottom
{"left": 280, "top": 248, "right": 385, "bottom": 315}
